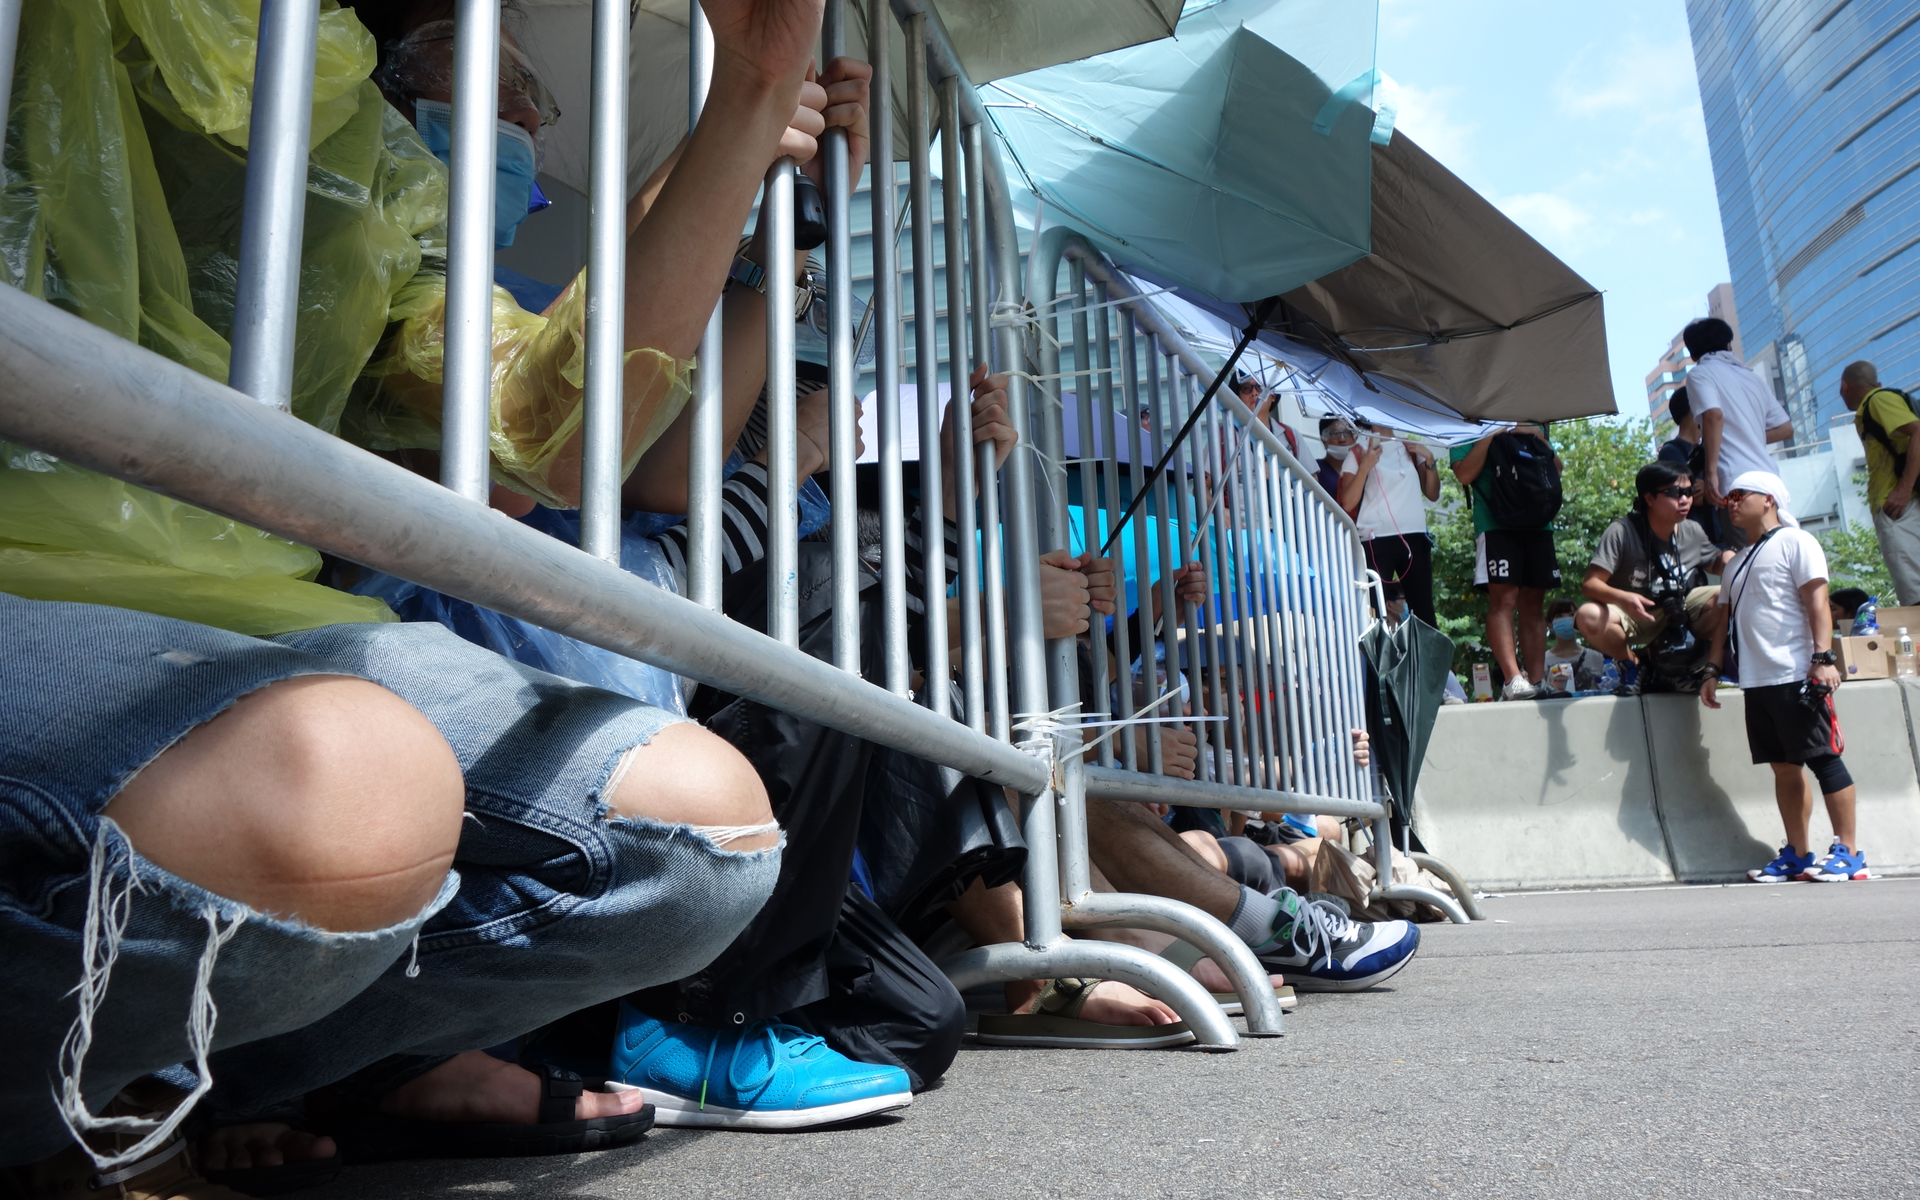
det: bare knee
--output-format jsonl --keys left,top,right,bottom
{"left": 1574, "top": 602, "right": 1610, "bottom": 637}
{"left": 1180, "top": 830, "right": 1229, "bottom": 873}
{"left": 105, "top": 676, "right": 464, "bottom": 933}
{"left": 606, "top": 722, "right": 774, "bottom": 848}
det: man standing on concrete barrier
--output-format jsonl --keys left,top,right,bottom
{"left": 1839, "top": 361, "right": 1920, "bottom": 605}
{"left": 1700, "top": 471, "right": 1870, "bottom": 883}
{"left": 1683, "top": 318, "right": 1792, "bottom": 515}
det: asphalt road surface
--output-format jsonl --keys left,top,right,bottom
{"left": 308, "top": 878, "right": 1920, "bottom": 1199}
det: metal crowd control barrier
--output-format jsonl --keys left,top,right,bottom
{"left": 0, "top": 0, "right": 1473, "bottom": 1055}
{"left": 1024, "top": 231, "right": 1472, "bottom": 929}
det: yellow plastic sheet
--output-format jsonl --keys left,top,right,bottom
{"left": 351, "top": 275, "right": 691, "bottom": 510}
{"left": 0, "top": 0, "right": 684, "bottom": 633}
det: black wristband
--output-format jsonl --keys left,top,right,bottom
{"left": 1809, "top": 650, "right": 1836, "bottom": 667}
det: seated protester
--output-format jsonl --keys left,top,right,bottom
{"left": 601, "top": 369, "right": 1010, "bottom": 1129}
{"left": 1703, "top": 472, "right": 1870, "bottom": 883}
{"left": 1574, "top": 460, "right": 1732, "bottom": 684}
{"left": 0, "top": 0, "right": 828, "bottom": 1187}
{"left": 1543, "top": 598, "right": 1607, "bottom": 694}
{"left": 1828, "top": 587, "right": 1872, "bottom": 632}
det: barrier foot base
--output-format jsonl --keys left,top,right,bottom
{"left": 1370, "top": 882, "right": 1470, "bottom": 925}
{"left": 1061, "top": 892, "right": 1283, "bottom": 1036}
{"left": 1408, "top": 851, "right": 1485, "bottom": 920}
{"left": 939, "top": 938, "right": 1240, "bottom": 1049}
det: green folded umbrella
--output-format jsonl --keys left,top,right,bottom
{"left": 1359, "top": 614, "right": 1454, "bottom": 829}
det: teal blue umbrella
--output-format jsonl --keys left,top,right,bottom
{"left": 983, "top": 0, "right": 1391, "bottom": 303}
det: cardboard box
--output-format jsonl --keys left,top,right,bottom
{"left": 1837, "top": 634, "right": 1892, "bottom": 680}
{"left": 1869, "top": 605, "right": 1920, "bottom": 636}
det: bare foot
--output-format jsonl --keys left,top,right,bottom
{"left": 198, "top": 1124, "right": 336, "bottom": 1171}
{"left": 1189, "top": 956, "right": 1283, "bottom": 994}
{"left": 1075, "top": 980, "right": 1181, "bottom": 1026}
{"left": 378, "top": 1050, "right": 648, "bottom": 1124}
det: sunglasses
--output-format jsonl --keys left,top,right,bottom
{"left": 1653, "top": 485, "right": 1697, "bottom": 499}
{"left": 1724, "top": 489, "right": 1756, "bottom": 503}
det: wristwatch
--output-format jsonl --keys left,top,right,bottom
{"left": 1809, "top": 650, "right": 1836, "bottom": 667}
{"left": 726, "top": 237, "right": 819, "bottom": 320}
{"left": 1702, "top": 662, "right": 1722, "bottom": 678}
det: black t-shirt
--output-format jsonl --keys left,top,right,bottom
{"left": 1589, "top": 514, "right": 1718, "bottom": 597}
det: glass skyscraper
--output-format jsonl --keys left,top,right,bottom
{"left": 1686, "top": 0, "right": 1919, "bottom": 445}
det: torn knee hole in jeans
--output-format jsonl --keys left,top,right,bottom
{"left": 686, "top": 821, "right": 782, "bottom": 847}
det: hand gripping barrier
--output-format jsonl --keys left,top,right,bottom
{"left": 0, "top": 0, "right": 1478, "bottom": 1055}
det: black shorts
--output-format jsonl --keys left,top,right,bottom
{"left": 1743, "top": 681, "right": 1846, "bottom": 765}
{"left": 1477, "top": 529, "right": 1561, "bottom": 591}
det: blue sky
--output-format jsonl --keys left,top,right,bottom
{"left": 1376, "top": 0, "right": 1732, "bottom": 419}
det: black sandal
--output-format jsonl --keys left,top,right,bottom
{"left": 329, "top": 1063, "right": 654, "bottom": 1164}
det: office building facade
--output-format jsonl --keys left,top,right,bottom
{"left": 1686, "top": 0, "right": 1920, "bottom": 445}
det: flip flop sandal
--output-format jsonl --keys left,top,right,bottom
{"left": 197, "top": 1118, "right": 343, "bottom": 1196}
{"left": 974, "top": 978, "right": 1196, "bottom": 1049}
{"left": 329, "top": 1063, "right": 654, "bottom": 1164}
{"left": 1157, "top": 939, "right": 1296, "bottom": 1015}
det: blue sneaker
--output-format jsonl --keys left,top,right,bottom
{"left": 1805, "top": 841, "right": 1870, "bottom": 882}
{"left": 1747, "top": 844, "right": 1816, "bottom": 882}
{"left": 1252, "top": 892, "right": 1420, "bottom": 992}
{"left": 608, "top": 1002, "right": 913, "bottom": 1129}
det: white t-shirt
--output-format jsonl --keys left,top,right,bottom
{"left": 1340, "top": 437, "right": 1428, "bottom": 539}
{"left": 1687, "top": 351, "right": 1789, "bottom": 486}
{"left": 1716, "top": 525, "right": 1828, "bottom": 688}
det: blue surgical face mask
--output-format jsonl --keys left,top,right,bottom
{"left": 1551, "top": 616, "right": 1578, "bottom": 640}
{"left": 412, "top": 99, "right": 550, "bottom": 248}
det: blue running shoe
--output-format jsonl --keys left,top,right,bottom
{"left": 608, "top": 1002, "right": 912, "bottom": 1129}
{"left": 1746, "top": 844, "right": 1816, "bottom": 882}
{"left": 1805, "top": 841, "right": 1870, "bottom": 882}
{"left": 1252, "top": 892, "right": 1420, "bottom": 992}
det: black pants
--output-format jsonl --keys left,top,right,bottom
{"left": 1364, "top": 532, "right": 1435, "bottom": 628}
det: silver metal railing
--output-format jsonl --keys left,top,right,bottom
{"left": 1023, "top": 230, "right": 1471, "bottom": 928}
{"left": 0, "top": 0, "right": 1477, "bottom": 1063}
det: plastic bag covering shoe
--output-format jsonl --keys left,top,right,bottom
{"left": 608, "top": 1001, "right": 913, "bottom": 1130}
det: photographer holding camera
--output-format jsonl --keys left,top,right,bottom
{"left": 1574, "top": 460, "right": 1731, "bottom": 689}
{"left": 1700, "top": 472, "right": 1869, "bottom": 884}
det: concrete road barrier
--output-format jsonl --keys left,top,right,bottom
{"left": 1412, "top": 680, "right": 1920, "bottom": 889}
{"left": 1412, "top": 695, "right": 1675, "bottom": 889}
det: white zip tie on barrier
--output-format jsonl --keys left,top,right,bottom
{"left": 55, "top": 820, "right": 245, "bottom": 1171}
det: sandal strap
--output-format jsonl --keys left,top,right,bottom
{"left": 89, "top": 1137, "right": 186, "bottom": 1188}
{"left": 1034, "top": 977, "right": 1102, "bottom": 1021}
{"left": 533, "top": 1064, "right": 585, "bottom": 1126}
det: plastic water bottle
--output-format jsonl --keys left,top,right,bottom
{"left": 1596, "top": 659, "right": 1620, "bottom": 694}
{"left": 1897, "top": 627, "right": 1917, "bottom": 679}
{"left": 1852, "top": 597, "right": 1880, "bottom": 635}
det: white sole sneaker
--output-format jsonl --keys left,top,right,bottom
{"left": 604, "top": 1081, "right": 911, "bottom": 1130}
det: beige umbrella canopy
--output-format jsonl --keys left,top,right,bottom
{"left": 1271, "top": 131, "right": 1615, "bottom": 424}
{"left": 515, "top": 0, "right": 1182, "bottom": 199}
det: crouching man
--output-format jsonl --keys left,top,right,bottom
{"left": 1701, "top": 472, "right": 1870, "bottom": 884}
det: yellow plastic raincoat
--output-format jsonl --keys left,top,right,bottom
{"left": 0, "top": 0, "right": 689, "bottom": 634}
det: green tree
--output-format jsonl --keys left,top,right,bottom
{"left": 1818, "top": 520, "right": 1895, "bottom": 602}
{"left": 1430, "top": 418, "right": 1658, "bottom": 679}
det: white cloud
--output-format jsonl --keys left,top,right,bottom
{"left": 1553, "top": 35, "right": 1699, "bottom": 119}
{"left": 1389, "top": 81, "right": 1476, "bottom": 172}
{"left": 1494, "top": 192, "right": 1594, "bottom": 253}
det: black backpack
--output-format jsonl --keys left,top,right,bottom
{"left": 1859, "top": 387, "right": 1918, "bottom": 479}
{"left": 1480, "top": 431, "right": 1564, "bottom": 530}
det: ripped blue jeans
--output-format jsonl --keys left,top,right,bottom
{"left": 0, "top": 596, "right": 781, "bottom": 1165}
